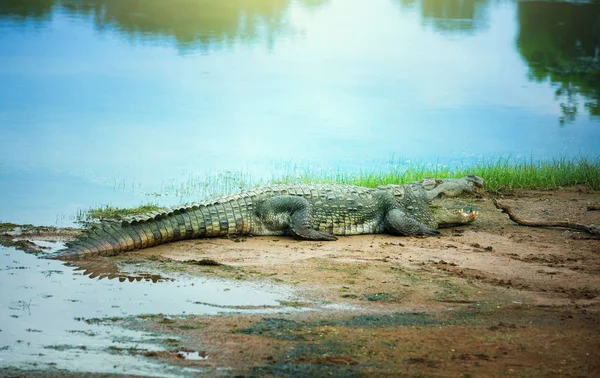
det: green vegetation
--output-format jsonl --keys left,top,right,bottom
{"left": 161, "top": 170, "right": 253, "bottom": 198}
{"left": 274, "top": 157, "right": 600, "bottom": 193}
{"left": 75, "top": 203, "right": 165, "bottom": 224}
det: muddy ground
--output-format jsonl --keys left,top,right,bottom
{"left": 2, "top": 188, "right": 600, "bottom": 377}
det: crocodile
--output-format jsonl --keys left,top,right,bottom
{"left": 50, "top": 175, "right": 484, "bottom": 260}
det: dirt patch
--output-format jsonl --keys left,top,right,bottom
{"left": 3, "top": 189, "right": 600, "bottom": 377}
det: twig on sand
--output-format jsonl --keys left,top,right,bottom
{"left": 492, "top": 199, "right": 600, "bottom": 236}
{"left": 587, "top": 204, "right": 600, "bottom": 211}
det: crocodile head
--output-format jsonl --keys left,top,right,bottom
{"left": 420, "top": 175, "right": 483, "bottom": 226}
{"left": 379, "top": 174, "right": 484, "bottom": 228}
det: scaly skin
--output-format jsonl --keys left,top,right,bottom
{"left": 51, "top": 175, "right": 484, "bottom": 260}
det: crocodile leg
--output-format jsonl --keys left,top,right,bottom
{"left": 290, "top": 205, "right": 338, "bottom": 241}
{"left": 258, "top": 196, "right": 337, "bottom": 241}
{"left": 384, "top": 208, "right": 440, "bottom": 236}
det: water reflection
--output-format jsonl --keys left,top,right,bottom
{"left": 396, "top": 0, "right": 490, "bottom": 34}
{"left": 0, "top": 244, "right": 293, "bottom": 374}
{"left": 517, "top": 1, "right": 600, "bottom": 124}
{"left": 0, "top": 0, "right": 54, "bottom": 21}
{"left": 65, "top": 258, "right": 171, "bottom": 283}
{"left": 0, "top": 0, "right": 328, "bottom": 51}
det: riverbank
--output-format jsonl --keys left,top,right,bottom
{"left": 1, "top": 187, "right": 599, "bottom": 376}
{"left": 73, "top": 157, "right": 600, "bottom": 224}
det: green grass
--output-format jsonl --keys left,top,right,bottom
{"left": 75, "top": 203, "right": 166, "bottom": 224}
{"left": 160, "top": 170, "right": 254, "bottom": 198}
{"left": 273, "top": 157, "right": 600, "bottom": 193}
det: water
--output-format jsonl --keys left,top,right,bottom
{"left": 0, "top": 244, "right": 297, "bottom": 375}
{"left": 0, "top": 0, "right": 599, "bottom": 224}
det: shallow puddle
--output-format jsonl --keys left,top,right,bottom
{"left": 0, "top": 244, "right": 296, "bottom": 376}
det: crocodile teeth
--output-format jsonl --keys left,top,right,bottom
{"left": 467, "top": 210, "right": 479, "bottom": 220}
{"left": 451, "top": 208, "right": 479, "bottom": 220}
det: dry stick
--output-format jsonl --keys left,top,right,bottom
{"left": 492, "top": 198, "right": 600, "bottom": 236}
{"left": 587, "top": 204, "right": 600, "bottom": 211}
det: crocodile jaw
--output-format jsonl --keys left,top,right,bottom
{"left": 430, "top": 198, "right": 480, "bottom": 228}
{"left": 435, "top": 208, "right": 479, "bottom": 227}
{"left": 451, "top": 208, "right": 479, "bottom": 223}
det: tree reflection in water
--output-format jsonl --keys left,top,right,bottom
{"left": 394, "top": 0, "right": 490, "bottom": 35}
{"left": 394, "top": 0, "right": 599, "bottom": 124}
{"left": 517, "top": 1, "right": 600, "bottom": 124}
{"left": 2, "top": 0, "right": 599, "bottom": 124}
{"left": 0, "top": 0, "right": 329, "bottom": 51}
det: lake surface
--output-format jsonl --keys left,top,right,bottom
{"left": 0, "top": 0, "right": 599, "bottom": 224}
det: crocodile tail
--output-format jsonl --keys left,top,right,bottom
{"left": 49, "top": 221, "right": 149, "bottom": 260}
{"left": 49, "top": 197, "right": 252, "bottom": 260}
{"left": 49, "top": 207, "right": 213, "bottom": 261}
